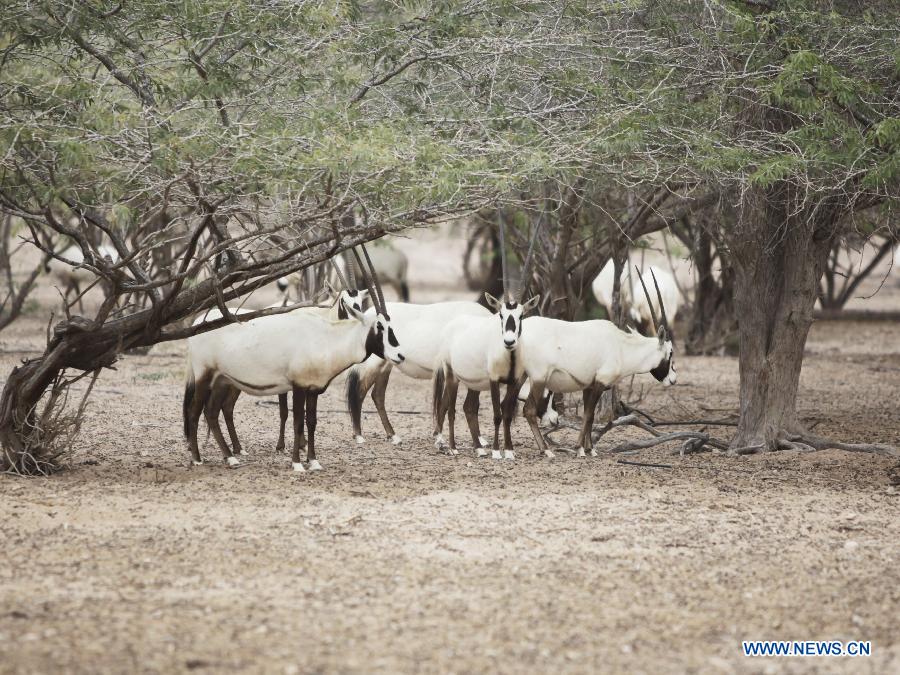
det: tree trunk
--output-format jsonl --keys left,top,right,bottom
{"left": 728, "top": 192, "right": 838, "bottom": 452}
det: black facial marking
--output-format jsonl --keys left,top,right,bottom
{"left": 505, "top": 301, "right": 516, "bottom": 310}
{"left": 365, "top": 325, "right": 385, "bottom": 359}
{"left": 650, "top": 355, "right": 671, "bottom": 382}
{"left": 348, "top": 290, "right": 358, "bottom": 297}
{"left": 505, "top": 315, "right": 516, "bottom": 333}
{"left": 338, "top": 303, "right": 348, "bottom": 320}
{"left": 388, "top": 327, "right": 399, "bottom": 347}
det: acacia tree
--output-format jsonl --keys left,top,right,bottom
{"left": 0, "top": 0, "right": 630, "bottom": 471}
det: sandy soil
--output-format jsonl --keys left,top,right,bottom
{"left": 2, "top": 243, "right": 900, "bottom": 674}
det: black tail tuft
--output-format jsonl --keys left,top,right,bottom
{"left": 183, "top": 376, "right": 195, "bottom": 439}
{"left": 432, "top": 366, "right": 445, "bottom": 423}
{"left": 346, "top": 368, "right": 363, "bottom": 435}
{"left": 400, "top": 281, "right": 410, "bottom": 302}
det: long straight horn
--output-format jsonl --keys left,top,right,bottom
{"left": 351, "top": 246, "right": 381, "bottom": 313}
{"left": 360, "top": 243, "right": 388, "bottom": 317}
{"left": 330, "top": 256, "right": 349, "bottom": 291}
{"left": 650, "top": 268, "right": 669, "bottom": 332}
{"left": 518, "top": 214, "right": 543, "bottom": 301}
{"left": 344, "top": 251, "right": 358, "bottom": 289}
{"left": 635, "top": 266, "right": 659, "bottom": 333}
{"left": 497, "top": 211, "right": 510, "bottom": 301}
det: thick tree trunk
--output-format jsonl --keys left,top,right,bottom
{"left": 728, "top": 192, "right": 838, "bottom": 452}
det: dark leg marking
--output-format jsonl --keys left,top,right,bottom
{"left": 371, "top": 368, "right": 396, "bottom": 440}
{"left": 463, "top": 389, "right": 483, "bottom": 450}
{"left": 276, "top": 393, "right": 288, "bottom": 451}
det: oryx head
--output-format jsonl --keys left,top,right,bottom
{"left": 488, "top": 210, "right": 542, "bottom": 351}
{"left": 335, "top": 289, "right": 368, "bottom": 320}
{"left": 346, "top": 243, "right": 404, "bottom": 365}
{"left": 484, "top": 293, "right": 540, "bottom": 350}
{"left": 636, "top": 267, "right": 676, "bottom": 386}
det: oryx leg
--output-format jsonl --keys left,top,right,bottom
{"left": 500, "top": 379, "right": 522, "bottom": 459}
{"left": 577, "top": 385, "right": 602, "bottom": 458}
{"left": 221, "top": 386, "right": 245, "bottom": 456}
{"left": 443, "top": 377, "right": 460, "bottom": 455}
{"left": 186, "top": 374, "right": 212, "bottom": 465}
{"left": 276, "top": 393, "right": 288, "bottom": 451}
{"left": 463, "top": 389, "right": 487, "bottom": 458}
{"left": 432, "top": 369, "right": 448, "bottom": 446}
{"left": 305, "top": 391, "right": 322, "bottom": 471}
{"left": 523, "top": 381, "right": 553, "bottom": 459}
{"left": 489, "top": 382, "right": 503, "bottom": 459}
{"left": 291, "top": 386, "right": 307, "bottom": 472}
{"left": 204, "top": 382, "right": 238, "bottom": 466}
{"left": 371, "top": 368, "right": 400, "bottom": 444}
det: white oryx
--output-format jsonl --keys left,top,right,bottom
{"left": 521, "top": 268, "right": 677, "bottom": 458}
{"left": 431, "top": 217, "right": 540, "bottom": 459}
{"left": 190, "top": 288, "right": 367, "bottom": 461}
{"left": 346, "top": 300, "right": 491, "bottom": 445}
{"left": 592, "top": 259, "right": 680, "bottom": 335}
{"left": 183, "top": 247, "right": 403, "bottom": 471}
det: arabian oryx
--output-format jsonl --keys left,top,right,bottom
{"left": 346, "top": 300, "right": 491, "bottom": 445}
{"left": 520, "top": 268, "right": 676, "bottom": 458}
{"left": 431, "top": 217, "right": 541, "bottom": 459}
{"left": 183, "top": 247, "right": 403, "bottom": 471}
{"left": 189, "top": 288, "right": 367, "bottom": 462}
{"left": 592, "top": 259, "right": 680, "bottom": 335}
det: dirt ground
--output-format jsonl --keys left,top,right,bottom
{"left": 2, "top": 243, "right": 900, "bottom": 674}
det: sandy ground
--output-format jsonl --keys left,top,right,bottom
{"left": 2, "top": 238, "right": 900, "bottom": 674}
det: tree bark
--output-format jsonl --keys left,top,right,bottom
{"left": 728, "top": 189, "right": 839, "bottom": 451}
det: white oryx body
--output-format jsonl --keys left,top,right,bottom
{"left": 183, "top": 284, "right": 401, "bottom": 471}
{"left": 191, "top": 291, "right": 367, "bottom": 461}
{"left": 592, "top": 260, "right": 680, "bottom": 333}
{"left": 432, "top": 294, "right": 540, "bottom": 460}
{"left": 347, "top": 301, "right": 490, "bottom": 444}
{"left": 522, "top": 269, "right": 677, "bottom": 459}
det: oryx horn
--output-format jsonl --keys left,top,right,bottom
{"left": 330, "top": 256, "right": 350, "bottom": 291}
{"left": 635, "top": 266, "right": 660, "bottom": 334}
{"left": 518, "top": 213, "right": 543, "bottom": 301}
{"left": 650, "top": 268, "right": 669, "bottom": 333}
{"left": 497, "top": 211, "right": 510, "bottom": 301}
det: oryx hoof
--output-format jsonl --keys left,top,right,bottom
{"left": 503, "top": 450, "right": 515, "bottom": 460}
{"left": 292, "top": 462, "right": 306, "bottom": 473}
{"left": 275, "top": 442, "right": 285, "bottom": 452}
{"left": 226, "top": 456, "right": 240, "bottom": 467}
{"left": 476, "top": 447, "right": 488, "bottom": 458}
{"left": 589, "top": 448, "right": 598, "bottom": 458}
{"left": 491, "top": 450, "right": 502, "bottom": 460}
{"left": 434, "top": 434, "right": 446, "bottom": 449}
{"left": 390, "top": 435, "right": 402, "bottom": 446}
{"left": 448, "top": 447, "right": 459, "bottom": 456}
{"left": 191, "top": 460, "right": 203, "bottom": 466}
{"left": 543, "top": 449, "right": 556, "bottom": 459}
{"left": 576, "top": 448, "right": 586, "bottom": 459}
{"left": 308, "top": 460, "right": 323, "bottom": 472}
{"left": 479, "top": 436, "right": 490, "bottom": 447}
{"left": 238, "top": 449, "right": 249, "bottom": 456}
{"left": 355, "top": 435, "right": 366, "bottom": 445}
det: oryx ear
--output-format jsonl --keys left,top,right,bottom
{"left": 657, "top": 324, "right": 665, "bottom": 344}
{"left": 484, "top": 292, "right": 502, "bottom": 311}
{"left": 521, "top": 295, "right": 541, "bottom": 313}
